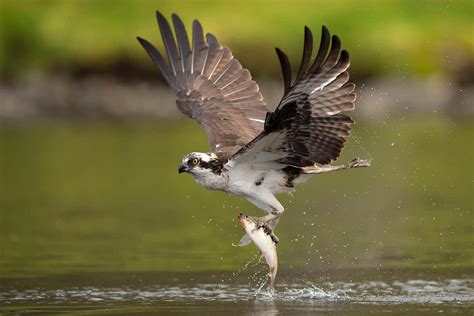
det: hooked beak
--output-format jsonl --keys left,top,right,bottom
{"left": 178, "top": 164, "right": 190, "bottom": 174}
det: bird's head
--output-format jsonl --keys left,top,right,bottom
{"left": 178, "top": 152, "right": 223, "bottom": 176}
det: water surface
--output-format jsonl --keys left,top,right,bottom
{"left": 1, "top": 269, "right": 473, "bottom": 314}
{"left": 0, "top": 117, "right": 472, "bottom": 314}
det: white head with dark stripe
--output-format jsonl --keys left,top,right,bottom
{"left": 178, "top": 152, "right": 225, "bottom": 187}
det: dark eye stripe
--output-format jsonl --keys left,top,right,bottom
{"left": 198, "top": 159, "right": 224, "bottom": 174}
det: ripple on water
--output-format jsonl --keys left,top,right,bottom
{"left": 0, "top": 279, "right": 472, "bottom": 305}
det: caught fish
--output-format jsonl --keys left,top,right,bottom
{"left": 238, "top": 212, "right": 278, "bottom": 291}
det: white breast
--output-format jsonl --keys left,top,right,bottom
{"left": 224, "top": 162, "right": 288, "bottom": 213}
{"left": 191, "top": 169, "right": 228, "bottom": 191}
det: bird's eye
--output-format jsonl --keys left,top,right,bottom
{"left": 192, "top": 158, "right": 199, "bottom": 165}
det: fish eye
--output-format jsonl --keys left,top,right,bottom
{"left": 192, "top": 158, "right": 199, "bottom": 165}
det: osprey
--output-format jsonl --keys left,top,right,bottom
{"left": 137, "top": 12, "right": 370, "bottom": 245}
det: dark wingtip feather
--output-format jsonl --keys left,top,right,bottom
{"left": 322, "top": 25, "right": 329, "bottom": 34}
{"left": 192, "top": 19, "right": 205, "bottom": 46}
{"left": 136, "top": 36, "right": 177, "bottom": 90}
{"left": 331, "top": 35, "right": 341, "bottom": 50}
{"left": 136, "top": 36, "right": 151, "bottom": 48}
{"left": 322, "top": 35, "right": 342, "bottom": 69}
{"left": 339, "top": 50, "right": 350, "bottom": 64}
{"left": 171, "top": 12, "right": 191, "bottom": 73}
{"left": 206, "top": 33, "right": 219, "bottom": 46}
{"left": 155, "top": 10, "right": 166, "bottom": 23}
{"left": 191, "top": 19, "right": 206, "bottom": 74}
{"left": 309, "top": 25, "right": 331, "bottom": 72}
{"left": 156, "top": 10, "right": 180, "bottom": 76}
{"left": 304, "top": 25, "right": 312, "bottom": 40}
{"left": 275, "top": 47, "right": 292, "bottom": 95}
{"left": 192, "top": 19, "right": 203, "bottom": 31}
{"left": 295, "top": 26, "right": 313, "bottom": 83}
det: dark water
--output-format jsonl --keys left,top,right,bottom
{"left": 0, "top": 118, "right": 473, "bottom": 314}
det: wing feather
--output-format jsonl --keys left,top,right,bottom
{"left": 191, "top": 19, "right": 207, "bottom": 75}
{"left": 172, "top": 13, "right": 191, "bottom": 73}
{"left": 225, "top": 84, "right": 258, "bottom": 99}
{"left": 308, "top": 26, "right": 330, "bottom": 72}
{"left": 209, "top": 48, "right": 233, "bottom": 81}
{"left": 206, "top": 33, "right": 219, "bottom": 46}
{"left": 232, "top": 26, "right": 357, "bottom": 167}
{"left": 275, "top": 48, "right": 292, "bottom": 95}
{"left": 156, "top": 11, "right": 179, "bottom": 76}
{"left": 214, "top": 60, "right": 244, "bottom": 89}
{"left": 221, "top": 71, "right": 252, "bottom": 93}
{"left": 138, "top": 12, "right": 268, "bottom": 160}
{"left": 322, "top": 35, "right": 341, "bottom": 71}
{"left": 136, "top": 37, "right": 177, "bottom": 91}
{"left": 295, "top": 26, "right": 313, "bottom": 83}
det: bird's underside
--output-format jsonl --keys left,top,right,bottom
{"left": 138, "top": 12, "right": 370, "bottom": 245}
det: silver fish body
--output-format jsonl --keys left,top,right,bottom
{"left": 238, "top": 213, "right": 278, "bottom": 291}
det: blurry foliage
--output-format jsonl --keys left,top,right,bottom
{"left": 0, "top": 0, "right": 473, "bottom": 79}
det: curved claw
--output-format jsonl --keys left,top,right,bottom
{"left": 255, "top": 221, "right": 279, "bottom": 245}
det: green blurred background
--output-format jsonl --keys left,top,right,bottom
{"left": 1, "top": 0, "right": 473, "bottom": 78}
{"left": 0, "top": 0, "right": 473, "bottom": 278}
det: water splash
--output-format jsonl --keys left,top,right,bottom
{"left": 1, "top": 279, "right": 472, "bottom": 305}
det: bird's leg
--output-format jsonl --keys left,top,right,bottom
{"left": 308, "top": 158, "right": 371, "bottom": 174}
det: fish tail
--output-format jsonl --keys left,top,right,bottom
{"left": 268, "top": 264, "right": 278, "bottom": 292}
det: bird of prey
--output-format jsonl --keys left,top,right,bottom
{"left": 137, "top": 12, "right": 370, "bottom": 245}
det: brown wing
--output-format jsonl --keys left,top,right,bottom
{"left": 137, "top": 12, "right": 268, "bottom": 160}
{"left": 233, "top": 26, "right": 355, "bottom": 167}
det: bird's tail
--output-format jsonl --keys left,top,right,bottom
{"left": 301, "top": 158, "right": 371, "bottom": 174}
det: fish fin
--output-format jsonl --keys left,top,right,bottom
{"left": 237, "top": 233, "right": 252, "bottom": 247}
{"left": 268, "top": 217, "right": 280, "bottom": 230}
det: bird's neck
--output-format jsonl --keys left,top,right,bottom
{"left": 191, "top": 169, "right": 228, "bottom": 191}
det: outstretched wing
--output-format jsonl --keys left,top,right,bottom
{"left": 137, "top": 12, "right": 268, "bottom": 160}
{"left": 230, "top": 26, "right": 355, "bottom": 168}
